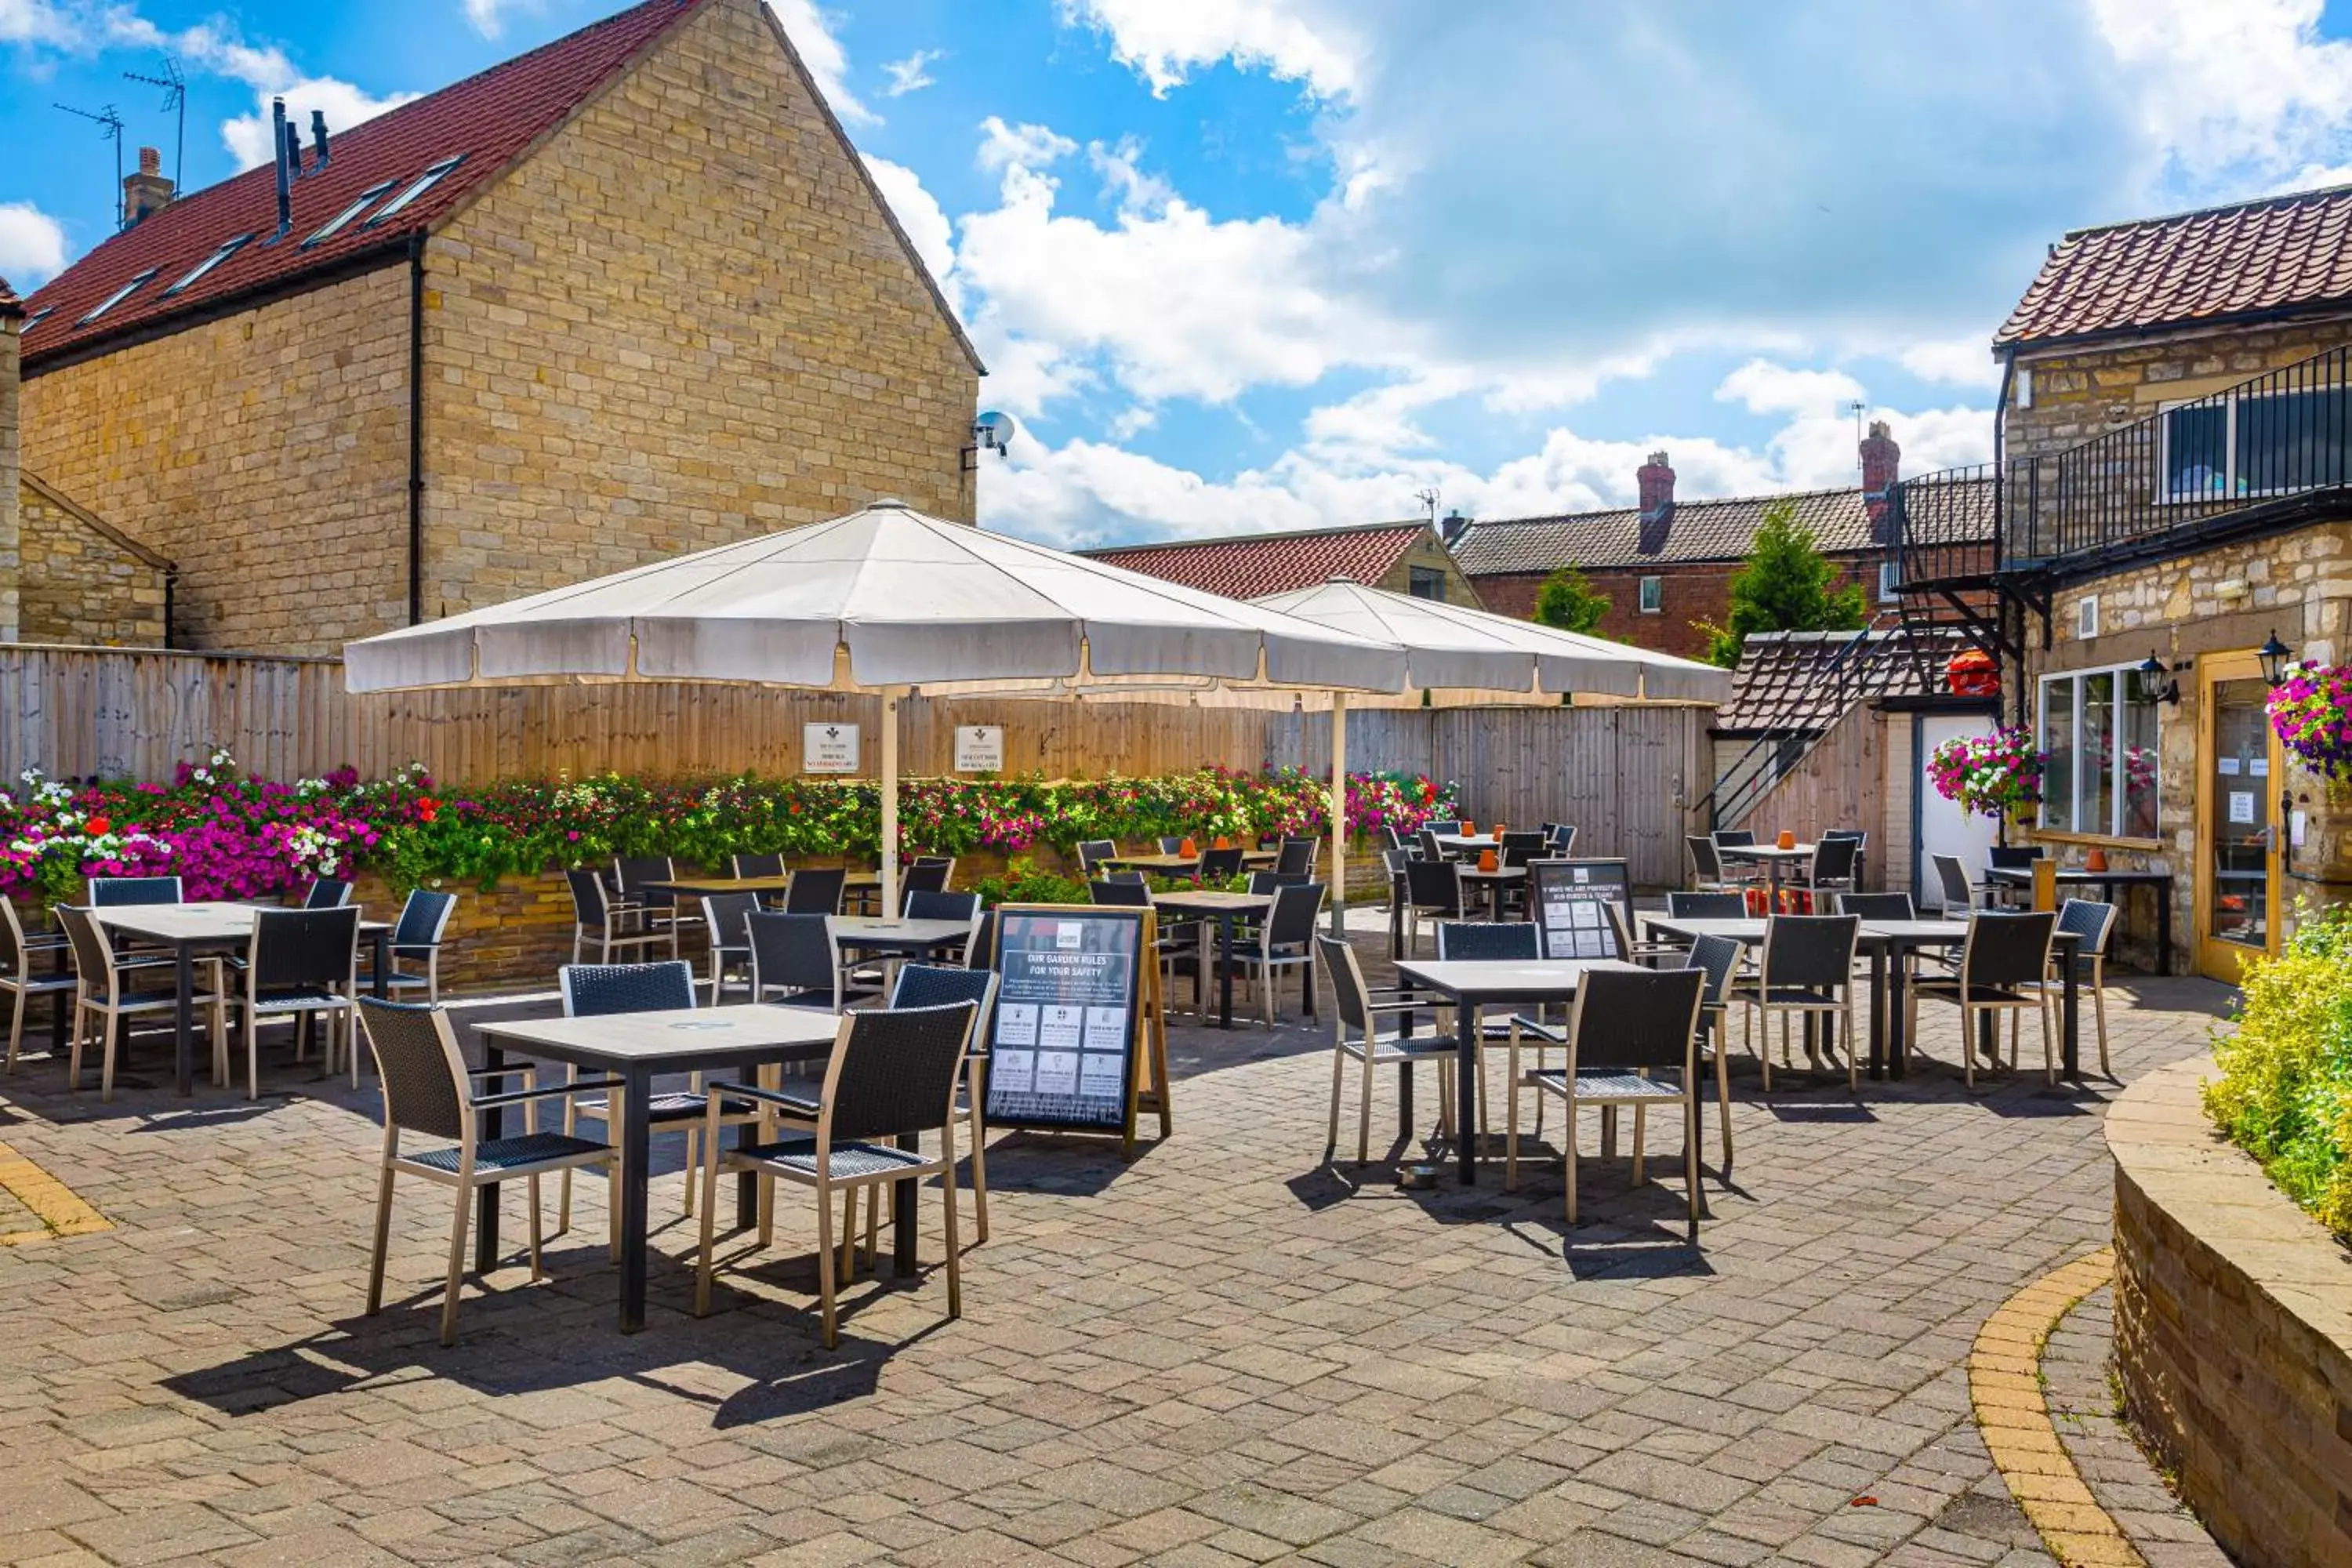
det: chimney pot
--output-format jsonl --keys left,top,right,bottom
{"left": 310, "top": 110, "right": 330, "bottom": 167}
{"left": 122, "top": 146, "right": 176, "bottom": 225}
{"left": 1636, "top": 451, "right": 1675, "bottom": 519}
{"left": 138, "top": 145, "right": 160, "bottom": 176}
{"left": 270, "top": 99, "right": 292, "bottom": 238}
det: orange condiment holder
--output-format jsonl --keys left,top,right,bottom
{"left": 2085, "top": 848, "right": 2108, "bottom": 873}
{"left": 1492, "top": 821, "right": 1507, "bottom": 838}
{"left": 1462, "top": 821, "right": 1477, "bottom": 837}
{"left": 1212, "top": 834, "right": 1232, "bottom": 851}
{"left": 1776, "top": 829, "right": 1797, "bottom": 850}
{"left": 1178, "top": 836, "right": 1199, "bottom": 858}
{"left": 1476, "top": 847, "right": 1499, "bottom": 873}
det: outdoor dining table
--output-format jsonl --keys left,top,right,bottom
{"left": 827, "top": 915, "right": 977, "bottom": 961}
{"left": 1389, "top": 956, "right": 1644, "bottom": 1185}
{"left": 1149, "top": 888, "right": 1276, "bottom": 1029}
{"left": 1717, "top": 842, "right": 1815, "bottom": 906}
{"left": 1982, "top": 866, "right": 2173, "bottom": 975}
{"left": 645, "top": 871, "right": 884, "bottom": 909}
{"left": 1104, "top": 850, "right": 1276, "bottom": 875}
{"left": 1454, "top": 863, "right": 1526, "bottom": 920}
{"left": 469, "top": 1002, "right": 855, "bottom": 1333}
{"left": 91, "top": 902, "right": 394, "bottom": 1097}
{"left": 1641, "top": 914, "right": 2082, "bottom": 1083}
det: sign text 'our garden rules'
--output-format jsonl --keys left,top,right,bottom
{"left": 802, "top": 722, "right": 859, "bottom": 774}
{"left": 986, "top": 908, "right": 1145, "bottom": 1133}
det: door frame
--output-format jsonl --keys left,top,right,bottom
{"left": 2194, "top": 649, "right": 2284, "bottom": 983}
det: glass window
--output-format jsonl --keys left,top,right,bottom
{"left": 76, "top": 268, "right": 158, "bottom": 325}
{"left": 1406, "top": 566, "right": 1446, "bottom": 602}
{"left": 2162, "top": 404, "right": 2228, "bottom": 499}
{"left": 164, "top": 234, "right": 252, "bottom": 297}
{"left": 303, "top": 181, "right": 395, "bottom": 249}
{"left": 366, "top": 157, "right": 464, "bottom": 227}
{"left": 1639, "top": 576, "right": 1662, "bottom": 613}
{"left": 2038, "top": 664, "right": 2161, "bottom": 838}
{"left": 2161, "top": 389, "right": 2352, "bottom": 501}
{"left": 20, "top": 307, "right": 53, "bottom": 333}
{"left": 1878, "top": 561, "right": 1900, "bottom": 602}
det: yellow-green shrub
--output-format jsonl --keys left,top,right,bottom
{"left": 2204, "top": 904, "right": 2352, "bottom": 1235}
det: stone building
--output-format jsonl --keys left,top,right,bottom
{"left": 13, "top": 0, "right": 982, "bottom": 656}
{"left": 1451, "top": 424, "right": 1987, "bottom": 660}
{"left": 1083, "top": 520, "right": 1484, "bottom": 606}
{"left": 1895, "top": 182, "right": 2352, "bottom": 980}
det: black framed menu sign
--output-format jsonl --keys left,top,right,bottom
{"left": 1530, "top": 858, "right": 1634, "bottom": 960}
{"left": 986, "top": 904, "right": 1170, "bottom": 1155}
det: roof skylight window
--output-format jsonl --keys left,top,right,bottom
{"left": 164, "top": 234, "right": 254, "bottom": 296}
{"left": 365, "top": 157, "right": 465, "bottom": 227}
{"left": 77, "top": 268, "right": 159, "bottom": 325}
{"left": 303, "top": 181, "right": 396, "bottom": 249}
{"left": 20, "top": 307, "right": 54, "bottom": 333}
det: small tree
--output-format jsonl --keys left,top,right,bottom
{"left": 1533, "top": 564, "right": 1610, "bottom": 635}
{"left": 1700, "top": 502, "right": 1867, "bottom": 666}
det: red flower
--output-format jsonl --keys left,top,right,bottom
{"left": 85, "top": 816, "right": 111, "bottom": 837}
{"left": 416, "top": 797, "right": 440, "bottom": 823}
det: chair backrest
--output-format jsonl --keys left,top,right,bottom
{"left": 1500, "top": 830, "right": 1548, "bottom": 866}
{"left": 1435, "top": 920, "right": 1538, "bottom": 961}
{"left": 1712, "top": 829, "right": 1755, "bottom": 849}
{"left": 887, "top": 965, "right": 999, "bottom": 1054}
{"left": 561, "top": 959, "right": 696, "bottom": 1016}
{"left": 701, "top": 892, "right": 760, "bottom": 951}
{"left": 1417, "top": 827, "right": 1443, "bottom": 859}
{"left": 1075, "top": 840, "right": 1117, "bottom": 873}
{"left": 1089, "top": 879, "right": 1152, "bottom": 908}
{"left": 902, "top": 859, "right": 953, "bottom": 898}
{"left": 821, "top": 1002, "right": 978, "bottom": 1142}
{"left": 1548, "top": 824, "right": 1577, "bottom": 855}
{"left": 1157, "top": 837, "right": 1185, "bottom": 855}
{"left": 1199, "top": 845, "right": 1246, "bottom": 879}
{"left": 0, "top": 895, "right": 32, "bottom": 978}
{"left": 783, "top": 866, "right": 847, "bottom": 916}
{"left": 1759, "top": 913, "right": 1859, "bottom": 991}
{"left": 1822, "top": 829, "right": 1867, "bottom": 846}
{"left": 1379, "top": 848, "right": 1411, "bottom": 883}
{"left": 1102, "top": 868, "right": 1146, "bottom": 884}
{"left": 1317, "top": 934, "right": 1376, "bottom": 1033}
{"left": 565, "top": 867, "right": 611, "bottom": 924}
{"left": 1403, "top": 857, "right": 1461, "bottom": 913}
{"left": 1809, "top": 835, "right": 1860, "bottom": 883}
{"left": 1381, "top": 825, "right": 1405, "bottom": 854}
{"left": 251, "top": 906, "right": 362, "bottom": 992}
{"left": 967, "top": 909, "right": 997, "bottom": 971}
{"left": 731, "top": 851, "right": 786, "bottom": 880}
{"left": 1568, "top": 966, "right": 1705, "bottom": 1074}
{"left": 88, "top": 874, "right": 181, "bottom": 906}
{"left": 905, "top": 888, "right": 981, "bottom": 925}
{"left": 1666, "top": 891, "right": 1746, "bottom": 919}
{"left": 1686, "top": 834, "right": 1725, "bottom": 883}
{"left": 56, "top": 906, "right": 118, "bottom": 1000}
{"left": 1680, "top": 933, "right": 1743, "bottom": 1008}
{"left": 354, "top": 998, "right": 468, "bottom": 1141}
{"left": 393, "top": 888, "right": 458, "bottom": 949}
{"left": 1929, "top": 853, "right": 1974, "bottom": 912}
{"left": 746, "top": 913, "right": 840, "bottom": 1004}
{"left": 2056, "top": 898, "right": 2118, "bottom": 956}
{"left": 1275, "top": 838, "right": 1318, "bottom": 876}
{"left": 1426, "top": 820, "right": 1462, "bottom": 837}
{"left": 1987, "top": 844, "right": 2045, "bottom": 871}
{"left": 1837, "top": 891, "right": 1916, "bottom": 920}
{"left": 304, "top": 877, "right": 355, "bottom": 909}
{"left": 615, "top": 855, "right": 677, "bottom": 909}
{"left": 1963, "top": 909, "right": 2057, "bottom": 988}
{"left": 1262, "top": 881, "right": 1327, "bottom": 949}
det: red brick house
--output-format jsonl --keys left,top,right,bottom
{"left": 1083, "top": 520, "right": 1482, "bottom": 604}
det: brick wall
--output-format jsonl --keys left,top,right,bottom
{"left": 418, "top": 0, "right": 978, "bottom": 619}
{"left": 0, "top": 308, "right": 20, "bottom": 641}
{"left": 1470, "top": 554, "right": 1882, "bottom": 660}
{"left": 1373, "top": 536, "right": 1486, "bottom": 608}
{"left": 2009, "top": 315, "right": 2352, "bottom": 463}
{"left": 16, "top": 475, "right": 169, "bottom": 645}
{"left": 18, "top": 265, "right": 412, "bottom": 653}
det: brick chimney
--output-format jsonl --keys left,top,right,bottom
{"left": 123, "top": 146, "right": 174, "bottom": 227}
{"left": 1860, "top": 419, "right": 1900, "bottom": 515}
{"left": 0, "top": 280, "right": 21, "bottom": 641}
{"left": 1635, "top": 449, "right": 1675, "bottom": 554}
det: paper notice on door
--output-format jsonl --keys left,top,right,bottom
{"left": 1038, "top": 1005, "right": 1084, "bottom": 1051}
{"left": 1083, "top": 1005, "right": 1125, "bottom": 1051}
{"left": 2228, "top": 790, "right": 2256, "bottom": 824}
{"left": 996, "top": 1003, "right": 1039, "bottom": 1046}
{"left": 2293, "top": 810, "right": 2310, "bottom": 848}
{"left": 991, "top": 1050, "right": 1036, "bottom": 1095}
{"left": 1078, "top": 1051, "right": 1123, "bottom": 1098}
{"left": 2250, "top": 756, "right": 2270, "bottom": 777}
{"left": 2219, "top": 757, "right": 2241, "bottom": 775}
{"left": 1033, "top": 1051, "right": 1080, "bottom": 1097}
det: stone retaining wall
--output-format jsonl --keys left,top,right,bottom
{"left": 2107, "top": 1055, "right": 2352, "bottom": 1568}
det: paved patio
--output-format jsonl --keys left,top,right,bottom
{"left": 0, "top": 922, "right": 2232, "bottom": 1566}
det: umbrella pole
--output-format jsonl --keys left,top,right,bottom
{"left": 880, "top": 686, "right": 903, "bottom": 918}
{"left": 1328, "top": 691, "right": 1346, "bottom": 936}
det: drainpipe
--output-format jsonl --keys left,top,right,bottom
{"left": 407, "top": 234, "right": 426, "bottom": 626}
{"left": 162, "top": 566, "right": 176, "bottom": 650}
{"left": 1993, "top": 346, "right": 2019, "bottom": 729}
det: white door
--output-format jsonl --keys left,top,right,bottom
{"left": 1917, "top": 713, "right": 2000, "bottom": 909}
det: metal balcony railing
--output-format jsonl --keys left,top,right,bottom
{"left": 1889, "top": 463, "right": 2002, "bottom": 593}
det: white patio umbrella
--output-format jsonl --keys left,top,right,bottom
{"left": 343, "top": 500, "right": 1411, "bottom": 911}
{"left": 1253, "top": 578, "right": 1733, "bottom": 923}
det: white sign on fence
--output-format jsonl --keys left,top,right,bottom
{"left": 954, "top": 724, "right": 1005, "bottom": 772}
{"left": 803, "top": 722, "right": 860, "bottom": 774}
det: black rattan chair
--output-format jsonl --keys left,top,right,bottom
{"left": 615, "top": 855, "right": 702, "bottom": 956}
{"left": 1074, "top": 840, "right": 1118, "bottom": 876}
{"left": 700, "top": 892, "right": 760, "bottom": 1003}
{"left": 303, "top": 877, "right": 354, "bottom": 909}
{"left": 1549, "top": 825, "right": 1578, "bottom": 855}
{"left": 782, "top": 866, "right": 848, "bottom": 916}
{"left": 1233, "top": 881, "right": 1326, "bottom": 1027}
{"left": 1089, "top": 879, "right": 1151, "bottom": 908}
{"left": 1681, "top": 933, "right": 1744, "bottom": 1177}
{"left": 1, "top": 896, "right": 75, "bottom": 1074}
{"left": 1685, "top": 836, "right": 1734, "bottom": 895}
{"left": 238, "top": 906, "right": 361, "bottom": 1099}
{"left": 1198, "top": 845, "right": 1246, "bottom": 882}
{"left": 890, "top": 964, "right": 1000, "bottom": 1243}
{"left": 1275, "top": 838, "right": 1319, "bottom": 877}
{"left": 1793, "top": 835, "right": 1860, "bottom": 912}
{"left": 903, "top": 858, "right": 954, "bottom": 898}
{"left": 1665, "top": 891, "right": 1747, "bottom": 920}
{"left": 1929, "top": 853, "right": 1976, "bottom": 915}
{"left": 731, "top": 851, "right": 786, "bottom": 880}
{"left": 1400, "top": 858, "right": 1464, "bottom": 956}
{"left": 2055, "top": 899, "right": 2121, "bottom": 1076}
{"left": 1986, "top": 845, "right": 2045, "bottom": 908}
{"left": 566, "top": 869, "right": 667, "bottom": 965}
{"left": 372, "top": 888, "right": 456, "bottom": 1003}
{"left": 746, "top": 912, "right": 864, "bottom": 1011}
{"left": 1837, "top": 892, "right": 1915, "bottom": 920}
{"left": 1729, "top": 913, "right": 1861, "bottom": 1091}
{"left": 1908, "top": 910, "right": 2058, "bottom": 1088}
{"left": 693, "top": 1000, "right": 981, "bottom": 1347}
{"left": 58, "top": 904, "right": 226, "bottom": 1100}
{"left": 354, "top": 996, "right": 616, "bottom": 1345}
{"left": 1319, "top": 934, "right": 1457, "bottom": 1167}
{"left": 87, "top": 875, "right": 182, "bottom": 906}
{"left": 1435, "top": 920, "right": 1567, "bottom": 1135}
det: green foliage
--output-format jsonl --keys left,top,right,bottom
{"left": 1533, "top": 564, "right": 1610, "bottom": 636}
{"left": 2205, "top": 904, "right": 2352, "bottom": 1236}
{"left": 970, "top": 858, "right": 1091, "bottom": 908}
{"left": 1700, "top": 501, "right": 1868, "bottom": 667}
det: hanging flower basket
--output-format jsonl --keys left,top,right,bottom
{"left": 1926, "top": 726, "right": 2045, "bottom": 820}
{"left": 1946, "top": 648, "right": 1999, "bottom": 699}
{"left": 2268, "top": 661, "right": 2352, "bottom": 783}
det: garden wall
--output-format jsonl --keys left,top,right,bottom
{"left": 2107, "top": 1056, "right": 2352, "bottom": 1568}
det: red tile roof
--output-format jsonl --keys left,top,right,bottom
{"left": 1083, "top": 522, "right": 1436, "bottom": 600}
{"left": 20, "top": 0, "right": 710, "bottom": 367}
{"left": 1997, "top": 183, "right": 2352, "bottom": 347}
{"left": 1715, "top": 627, "right": 1968, "bottom": 734}
{"left": 1456, "top": 487, "right": 1876, "bottom": 576}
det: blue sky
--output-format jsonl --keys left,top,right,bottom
{"left": 9, "top": 0, "right": 2352, "bottom": 546}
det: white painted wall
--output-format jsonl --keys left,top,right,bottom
{"left": 1917, "top": 712, "right": 2001, "bottom": 908}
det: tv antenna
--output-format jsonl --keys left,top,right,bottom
{"left": 125, "top": 56, "right": 186, "bottom": 191}
{"left": 1413, "top": 486, "right": 1441, "bottom": 523}
{"left": 1846, "top": 397, "right": 1867, "bottom": 463}
{"left": 55, "top": 101, "right": 128, "bottom": 229}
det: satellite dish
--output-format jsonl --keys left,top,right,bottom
{"left": 971, "top": 409, "right": 1017, "bottom": 457}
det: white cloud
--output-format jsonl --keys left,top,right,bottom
{"left": 2088, "top": 0, "right": 2352, "bottom": 180}
{"left": 1715, "top": 361, "right": 1868, "bottom": 419}
{"left": 221, "top": 78, "right": 423, "bottom": 169}
{"left": 765, "top": 0, "right": 873, "bottom": 125}
{"left": 1898, "top": 336, "right": 2005, "bottom": 388}
{"left": 880, "top": 47, "right": 943, "bottom": 97}
{"left": 461, "top": 0, "right": 539, "bottom": 41}
{"left": 0, "top": 202, "right": 69, "bottom": 288}
{"left": 1059, "top": 0, "right": 1363, "bottom": 98}
{"left": 976, "top": 117, "right": 1076, "bottom": 174}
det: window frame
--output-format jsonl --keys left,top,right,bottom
{"left": 164, "top": 234, "right": 253, "bottom": 297}
{"left": 1878, "top": 560, "right": 1900, "bottom": 603}
{"left": 1406, "top": 565, "right": 1447, "bottom": 603}
{"left": 2038, "top": 661, "right": 2162, "bottom": 840}
{"left": 365, "top": 158, "right": 465, "bottom": 229}
{"left": 303, "top": 180, "right": 397, "bottom": 249}
{"left": 2157, "top": 384, "right": 2352, "bottom": 504}
{"left": 1637, "top": 575, "right": 1663, "bottom": 614}
{"left": 76, "top": 268, "right": 159, "bottom": 325}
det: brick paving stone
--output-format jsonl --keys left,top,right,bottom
{"left": 0, "top": 924, "right": 2240, "bottom": 1565}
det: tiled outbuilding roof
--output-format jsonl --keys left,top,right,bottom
{"left": 1455, "top": 487, "right": 1879, "bottom": 577}
{"left": 1996, "top": 183, "right": 2352, "bottom": 347}
{"left": 1715, "top": 626, "right": 1969, "bottom": 734}
{"left": 1082, "top": 521, "right": 1437, "bottom": 600}
{"left": 20, "top": 0, "right": 978, "bottom": 372}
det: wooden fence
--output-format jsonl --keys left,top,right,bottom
{"left": 1731, "top": 702, "right": 1888, "bottom": 888}
{"left": 0, "top": 644, "right": 1711, "bottom": 885}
